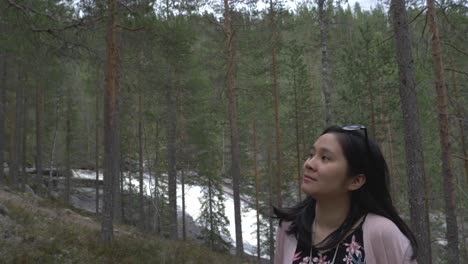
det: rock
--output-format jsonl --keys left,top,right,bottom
{"left": 63, "top": 209, "right": 74, "bottom": 215}
{"left": 50, "top": 191, "right": 61, "bottom": 200}
{"left": 24, "top": 184, "right": 35, "bottom": 195}
{"left": 0, "top": 204, "right": 8, "bottom": 216}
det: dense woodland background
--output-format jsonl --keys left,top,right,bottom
{"left": 0, "top": 0, "right": 467, "bottom": 263}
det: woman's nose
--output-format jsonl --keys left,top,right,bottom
{"left": 304, "top": 157, "right": 316, "bottom": 171}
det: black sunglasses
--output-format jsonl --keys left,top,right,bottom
{"left": 341, "top": 125, "right": 370, "bottom": 151}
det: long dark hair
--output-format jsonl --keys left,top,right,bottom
{"left": 274, "top": 125, "right": 418, "bottom": 259}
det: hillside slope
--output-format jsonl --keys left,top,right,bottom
{"left": 0, "top": 186, "right": 258, "bottom": 263}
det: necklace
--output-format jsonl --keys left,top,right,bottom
{"left": 309, "top": 220, "right": 339, "bottom": 264}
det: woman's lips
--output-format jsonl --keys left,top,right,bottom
{"left": 303, "top": 174, "right": 317, "bottom": 182}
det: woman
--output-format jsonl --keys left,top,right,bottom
{"left": 274, "top": 125, "right": 417, "bottom": 264}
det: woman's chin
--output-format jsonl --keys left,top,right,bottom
{"left": 301, "top": 184, "right": 315, "bottom": 197}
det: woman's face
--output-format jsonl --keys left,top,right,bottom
{"left": 301, "top": 133, "right": 354, "bottom": 199}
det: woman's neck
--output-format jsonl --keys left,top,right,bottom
{"left": 314, "top": 195, "right": 350, "bottom": 231}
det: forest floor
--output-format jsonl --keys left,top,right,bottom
{"left": 0, "top": 185, "right": 259, "bottom": 263}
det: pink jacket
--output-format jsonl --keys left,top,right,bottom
{"left": 274, "top": 213, "right": 417, "bottom": 264}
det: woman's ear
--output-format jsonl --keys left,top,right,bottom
{"left": 347, "top": 174, "right": 366, "bottom": 191}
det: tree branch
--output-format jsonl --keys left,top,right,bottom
{"left": 117, "top": 0, "right": 138, "bottom": 15}
{"left": 7, "top": 0, "right": 59, "bottom": 22}
{"left": 453, "top": 154, "right": 468, "bottom": 161}
{"left": 116, "top": 24, "right": 145, "bottom": 31}
{"left": 442, "top": 41, "right": 468, "bottom": 57}
{"left": 375, "top": 7, "right": 427, "bottom": 48}
{"left": 445, "top": 68, "right": 468, "bottom": 77}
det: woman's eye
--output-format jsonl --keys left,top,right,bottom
{"left": 321, "top": 156, "right": 330, "bottom": 161}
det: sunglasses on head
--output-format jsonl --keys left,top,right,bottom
{"left": 341, "top": 125, "right": 370, "bottom": 151}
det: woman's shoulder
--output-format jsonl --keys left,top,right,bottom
{"left": 364, "top": 213, "right": 399, "bottom": 229}
{"left": 363, "top": 213, "right": 415, "bottom": 263}
{"left": 363, "top": 213, "right": 407, "bottom": 239}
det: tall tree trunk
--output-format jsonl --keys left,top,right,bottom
{"left": 95, "top": 67, "right": 100, "bottom": 215}
{"left": 153, "top": 122, "right": 161, "bottom": 234}
{"left": 166, "top": 84, "right": 178, "bottom": 239}
{"left": 19, "top": 80, "right": 25, "bottom": 191}
{"left": 224, "top": 0, "right": 243, "bottom": 255}
{"left": 119, "top": 167, "right": 124, "bottom": 222}
{"left": 102, "top": 0, "right": 120, "bottom": 244}
{"left": 269, "top": 0, "right": 282, "bottom": 208}
{"left": 365, "top": 41, "right": 376, "bottom": 138}
{"left": 253, "top": 119, "right": 261, "bottom": 260}
{"left": 318, "top": 0, "right": 332, "bottom": 126}
{"left": 13, "top": 69, "right": 21, "bottom": 189}
{"left": 35, "top": 78, "right": 43, "bottom": 187}
{"left": 386, "top": 117, "right": 397, "bottom": 201}
{"left": 390, "top": 0, "right": 432, "bottom": 262}
{"left": 163, "top": 0, "right": 178, "bottom": 243}
{"left": 293, "top": 71, "right": 302, "bottom": 201}
{"left": 65, "top": 96, "right": 72, "bottom": 205}
{"left": 450, "top": 60, "right": 467, "bottom": 182}
{"left": 427, "top": 1, "right": 459, "bottom": 262}
{"left": 0, "top": 54, "right": 5, "bottom": 184}
{"left": 208, "top": 176, "right": 214, "bottom": 249}
{"left": 307, "top": 63, "right": 314, "bottom": 153}
{"left": 181, "top": 168, "right": 186, "bottom": 240}
{"left": 7, "top": 91, "right": 15, "bottom": 184}
{"left": 49, "top": 86, "right": 61, "bottom": 193}
{"left": 267, "top": 146, "right": 274, "bottom": 264}
{"left": 138, "top": 91, "right": 145, "bottom": 231}
{"left": 449, "top": 56, "right": 467, "bottom": 261}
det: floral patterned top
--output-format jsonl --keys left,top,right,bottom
{"left": 292, "top": 220, "right": 366, "bottom": 264}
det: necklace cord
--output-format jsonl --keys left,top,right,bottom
{"left": 309, "top": 220, "right": 339, "bottom": 264}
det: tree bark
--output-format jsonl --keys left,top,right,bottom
{"left": 138, "top": 91, "right": 145, "bottom": 231}
{"left": 48, "top": 86, "right": 60, "bottom": 193}
{"left": 95, "top": 67, "right": 100, "bottom": 215}
{"left": 223, "top": 0, "right": 243, "bottom": 255}
{"left": 386, "top": 117, "right": 397, "bottom": 201}
{"left": 270, "top": 0, "right": 282, "bottom": 208}
{"left": 19, "top": 78, "right": 25, "bottom": 192}
{"left": 253, "top": 119, "right": 261, "bottom": 260}
{"left": 450, "top": 59, "right": 467, "bottom": 183}
{"left": 181, "top": 168, "right": 186, "bottom": 240}
{"left": 427, "top": 1, "right": 459, "bottom": 262}
{"left": 390, "top": 0, "right": 432, "bottom": 262}
{"left": 208, "top": 176, "right": 214, "bottom": 248}
{"left": 153, "top": 122, "right": 161, "bottom": 234}
{"left": 166, "top": 83, "right": 178, "bottom": 240}
{"left": 267, "top": 146, "right": 274, "bottom": 264}
{"left": 449, "top": 60, "right": 467, "bottom": 259}
{"left": 0, "top": 54, "right": 5, "bottom": 184}
{"left": 65, "top": 94, "right": 72, "bottom": 205}
{"left": 13, "top": 68, "right": 21, "bottom": 189}
{"left": 318, "top": 0, "right": 332, "bottom": 126}
{"left": 35, "top": 75, "right": 43, "bottom": 188}
{"left": 293, "top": 69, "right": 302, "bottom": 201}
{"left": 365, "top": 39, "right": 376, "bottom": 138}
{"left": 102, "top": 0, "right": 120, "bottom": 244}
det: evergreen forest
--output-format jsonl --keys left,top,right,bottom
{"left": 0, "top": 0, "right": 467, "bottom": 263}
